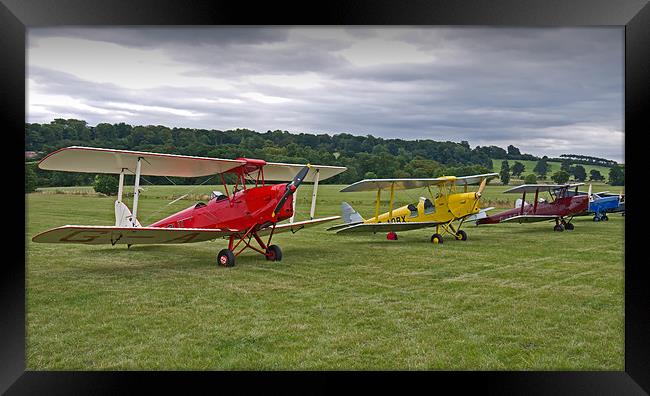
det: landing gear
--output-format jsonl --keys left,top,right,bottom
{"left": 455, "top": 230, "right": 468, "bottom": 241}
{"left": 564, "top": 222, "right": 574, "bottom": 230}
{"left": 554, "top": 224, "right": 564, "bottom": 232}
{"left": 217, "top": 249, "right": 236, "bottom": 267}
{"left": 265, "top": 245, "right": 282, "bottom": 261}
{"left": 602, "top": 214, "right": 609, "bottom": 221}
{"left": 386, "top": 231, "right": 398, "bottom": 240}
{"left": 431, "top": 233, "right": 444, "bottom": 244}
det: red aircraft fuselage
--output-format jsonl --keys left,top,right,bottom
{"left": 148, "top": 183, "right": 295, "bottom": 231}
{"left": 478, "top": 195, "right": 589, "bottom": 224}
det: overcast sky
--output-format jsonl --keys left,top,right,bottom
{"left": 27, "top": 27, "right": 624, "bottom": 162}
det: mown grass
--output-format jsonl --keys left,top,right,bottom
{"left": 26, "top": 184, "right": 624, "bottom": 370}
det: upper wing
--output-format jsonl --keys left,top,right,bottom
{"left": 247, "top": 162, "right": 346, "bottom": 182}
{"left": 340, "top": 173, "right": 498, "bottom": 192}
{"left": 335, "top": 221, "right": 447, "bottom": 234}
{"left": 256, "top": 216, "right": 341, "bottom": 236}
{"left": 499, "top": 215, "right": 559, "bottom": 223}
{"left": 38, "top": 146, "right": 245, "bottom": 177}
{"left": 504, "top": 183, "right": 585, "bottom": 194}
{"left": 32, "top": 225, "right": 236, "bottom": 245}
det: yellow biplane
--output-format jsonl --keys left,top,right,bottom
{"left": 328, "top": 173, "right": 498, "bottom": 243}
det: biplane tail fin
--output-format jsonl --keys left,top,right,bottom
{"left": 341, "top": 202, "right": 364, "bottom": 224}
{"left": 115, "top": 201, "right": 141, "bottom": 228}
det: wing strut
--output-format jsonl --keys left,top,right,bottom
{"left": 132, "top": 157, "right": 143, "bottom": 224}
{"left": 389, "top": 182, "right": 395, "bottom": 219}
{"left": 374, "top": 188, "right": 382, "bottom": 221}
{"left": 309, "top": 169, "right": 320, "bottom": 219}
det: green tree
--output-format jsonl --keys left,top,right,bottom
{"left": 523, "top": 173, "right": 537, "bottom": 184}
{"left": 26, "top": 164, "right": 38, "bottom": 193}
{"left": 511, "top": 161, "right": 525, "bottom": 177}
{"left": 571, "top": 165, "right": 587, "bottom": 182}
{"left": 507, "top": 145, "right": 521, "bottom": 158}
{"left": 94, "top": 174, "right": 119, "bottom": 195}
{"left": 608, "top": 166, "right": 625, "bottom": 186}
{"left": 499, "top": 160, "right": 510, "bottom": 185}
{"left": 589, "top": 169, "right": 604, "bottom": 181}
{"left": 533, "top": 159, "right": 549, "bottom": 179}
{"left": 560, "top": 159, "right": 572, "bottom": 173}
{"left": 364, "top": 171, "right": 378, "bottom": 179}
{"left": 551, "top": 170, "right": 570, "bottom": 184}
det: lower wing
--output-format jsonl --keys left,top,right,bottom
{"left": 257, "top": 216, "right": 341, "bottom": 236}
{"left": 499, "top": 215, "right": 559, "bottom": 224}
{"left": 335, "top": 221, "right": 446, "bottom": 234}
{"left": 31, "top": 225, "right": 235, "bottom": 245}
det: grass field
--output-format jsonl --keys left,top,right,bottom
{"left": 26, "top": 183, "right": 624, "bottom": 370}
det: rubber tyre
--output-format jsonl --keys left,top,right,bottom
{"left": 593, "top": 216, "right": 600, "bottom": 222}
{"left": 554, "top": 224, "right": 564, "bottom": 232}
{"left": 565, "top": 223, "right": 574, "bottom": 230}
{"left": 431, "top": 233, "right": 444, "bottom": 244}
{"left": 603, "top": 214, "right": 609, "bottom": 221}
{"left": 266, "top": 244, "right": 283, "bottom": 262}
{"left": 217, "top": 249, "right": 236, "bottom": 267}
{"left": 455, "top": 230, "right": 468, "bottom": 241}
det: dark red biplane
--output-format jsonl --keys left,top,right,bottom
{"left": 476, "top": 183, "right": 589, "bottom": 231}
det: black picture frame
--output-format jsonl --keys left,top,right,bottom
{"left": 3, "top": 0, "right": 648, "bottom": 394}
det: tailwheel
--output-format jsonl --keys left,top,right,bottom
{"left": 265, "top": 244, "right": 283, "bottom": 262}
{"left": 386, "top": 231, "right": 398, "bottom": 241}
{"left": 431, "top": 233, "right": 444, "bottom": 244}
{"left": 217, "top": 249, "right": 236, "bottom": 267}
{"left": 564, "top": 223, "right": 574, "bottom": 230}
{"left": 455, "top": 230, "right": 468, "bottom": 241}
{"left": 553, "top": 224, "right": 564, "bottom": 232}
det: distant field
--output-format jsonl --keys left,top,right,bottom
{"left": 26, "top": 184, "right": 624, "bottom": 370}
{"left": 490, "top": 159, "right": 615, "bottom": 183}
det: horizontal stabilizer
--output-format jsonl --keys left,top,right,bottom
{"left": 335, "top": 221, "right": 446, "bottom": 234}
{"left": 257, "top": 216, "right": 341, "bottom": 236}
{"left": 32, "top": 225, "right": 235, "bottom": 245}
{"left": 465, "top": 207, "right": 495, "bottom": 223}
{"left": 499, "top": 215, "right": 559, "bottom": 224}
{"left": 327, "top": 221, "right": 364, "bottom": 231}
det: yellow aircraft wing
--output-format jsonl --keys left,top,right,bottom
{"left": 340, "top": 173, "right": 498, "bottom": 192}
{"left": 335, "top": 221, "right": 448, "bottom": 234}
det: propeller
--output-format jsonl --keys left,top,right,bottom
{"left": 588, "top": 183, "right": 593, "bottom": 202}
{"left": 272, "top": 164, "right": 311, "bottom": 218}
{"left": 471, "top": 177, "right": 489, "bottom": 213}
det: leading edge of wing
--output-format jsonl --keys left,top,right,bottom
{"left": 257, "top": 216, "right": 341, "bottom": 236}
{"left": 335, "top": 221, "right": 446, "bottom": 234}
{"left": 498, "top": 215, "right": 559, "bottom": 224}
{"left": 31, "top": 225, "right": 237, "bottom": 245}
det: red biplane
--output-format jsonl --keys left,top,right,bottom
{"left": 32, "top": 146, "right": 346, "bottom": 266}
{"left": 476, "top": 183, "right": 589, "bottom": 231}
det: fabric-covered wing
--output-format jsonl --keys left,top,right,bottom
{"left": 335, "top": 221, "right": 447, "bottom": 234}
{"left": 38, "top": 146, "right": 245, "bottom": 177}
{"left": 504, "top": 183, "right": 585, "bottom": 194}
{"left": 499, "top": 215, "right": 559, "bottom": 224}
{"left": 257, "top": 216, "right": 341, "bottom": 236}
{"left": 32, "top": 225, "right": 236, "bottom": 245}
{"left": 247, "top": 163, "right": 346, "bottom": 182}
{"left": 340, "top": 173, "right": 498, "bottom": 192}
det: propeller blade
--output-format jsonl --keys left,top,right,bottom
{"left": 476, "top": 177, "right": 488, "bottom": 197}
{"left": 588, "top": 184, "right": 593, "bottom": 202}
{"left": 272, "top": 164, "right": 311, "bottom": 217}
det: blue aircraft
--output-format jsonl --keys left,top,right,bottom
{"left": 570, "top": 184, "right": 624, "bottom": 221}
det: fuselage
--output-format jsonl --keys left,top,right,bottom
{"left": 478, "top": 195, "right": 589, "bottom": 224}
{"left": 367, "top": 192, "right": 481, "bottom": 224}
{"left": 148, "top": 184, "right": 294, "bottom": 231}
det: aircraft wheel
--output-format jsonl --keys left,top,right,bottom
{"left": 603, "top": 214, "right": 609, "bottom": 221}
{"left": 593, "top": 216, "right": 600, "bottom": 222}
{"left": 386, "top": 232, "right": 398, "bottom": 240}
{"left": 455, "top": 230, "right": 468, "bottom": 241}
{"left": 266, "top": 245, "right": 283, "bottom": 262}
{"left": 217, "top": 249, "right": 236, "bottom": 267}
{"left": 554, "top": 224, "right": 564, "bottom": 232}
{"left": 431, "top": 233, "right": 444, "bottom": 244}
{"left": 565, "top": 223, "right": 574, "bottom": 230}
